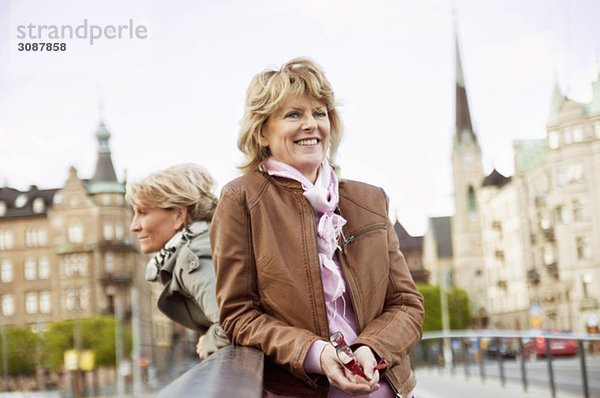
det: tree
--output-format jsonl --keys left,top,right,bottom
{"left": 417, "top": 284, "right": 472, "bottom": 332}
{"left": 42, "top": 317, "right": 132, "bottom": 372}
{"left": 0, "top": 326, "right": 40, "bottom": 376}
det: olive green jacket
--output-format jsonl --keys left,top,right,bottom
{"left": 155, "top": 223, "right": 230, "bottom": 356}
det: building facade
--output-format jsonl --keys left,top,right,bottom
{"left": 512, "top": 78, "right": 600, "bottom": 333}
{"left": 433, "top": 29, "right": 600, "bottom": 333}
{"left": 0, "top": 122, "right": 167, "bottom": 373}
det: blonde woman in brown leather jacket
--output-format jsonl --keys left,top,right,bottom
{"left": 210, "top": 59, "right": 424, "bottom": 398}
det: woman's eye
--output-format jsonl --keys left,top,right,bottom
{"left": 314, "top": 111, "right": 327, "bottom": 118}
{"left": 285, "top": 111, "right": 300, "bottom": 119}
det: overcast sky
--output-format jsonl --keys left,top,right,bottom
{"left": 1, "top": 0, "right": 599, "bottom": 235}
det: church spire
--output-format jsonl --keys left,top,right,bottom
{"left": 454, "top": 26, "right": 476, "bottom": 144}
{"left": 91, "top": 121, "right": 118, "bottom": 183}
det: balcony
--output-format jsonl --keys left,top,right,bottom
{"left": 545, "top": 262, "right": 559, "bottom": 278}
{"left": 100, "top": 271, "right": 133, "bottom": 287}
{"left": 542, "top": 227, "right": 555, "bottom": 241}
{"left": 527, "top": 268, "right": 540, "bottom": 285}
{"left": 580, "top": 298, "right": 599, "bottom": 311}
{"left": 98, "top": 239, "right": 135, "bottom": 250}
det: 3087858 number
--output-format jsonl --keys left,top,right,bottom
{"left": 17, "top": 42, "right": 66, "bottom": 51}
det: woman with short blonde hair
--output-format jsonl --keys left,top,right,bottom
{"left": 211, "top": 58, "right": 423, "bottom": 397}
{"left": 237, "top": 58, "right": 344, "bottom": 174}
{"left": 127, "top": 163, "right": 229, "bottom": 360}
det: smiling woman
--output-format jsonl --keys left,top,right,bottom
{"left": 211, "top": 58, "right": 424, "bottom": 398}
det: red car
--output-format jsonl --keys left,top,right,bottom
{"left": 525, "top": 335, "right": 578, "bottom": 357}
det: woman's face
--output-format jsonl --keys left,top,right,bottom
{"left": 261, "top": 94, "right": 330, "bottom": 183}
{"left": 130, "top": 205, "right": 185, "bottom": 254}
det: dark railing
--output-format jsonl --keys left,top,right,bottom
{"left": 412, "top": 330, "right": 600, "bottom": 398}
{"left": 156, "top": 345, "right": 264, "bottom": 398}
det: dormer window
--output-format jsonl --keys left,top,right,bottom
{"left": 32, "top": 197, "right": 45, "bottom": 213}
{"left": 53, "top": 192, "right": 63, "bottom": 205}
{"left": 15, "top": 194, "right": 28, "bottom": 208}
{"left": 0, "top": 201, "right": 6, "bottom": 216}
{"left": 572, "top": 126, "right": 584, "bottom": 143}
{"left": 548, "top": 130, "right": 559, "bottom": 149}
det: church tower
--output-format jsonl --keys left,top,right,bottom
{"left": 450, "top": 28, "right": 487, "bottom": 326}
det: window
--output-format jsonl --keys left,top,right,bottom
{"left": 25, "top": 292, "right": 38, "bottom": 314}
{"left": 32, "top": 197, "right": 45, "bottom": 213}
{"left": 67, "top": 223, "right": 84, "bottom": 243}
{"left": 65, "top": 289, "right": 77, "bottom": 311}
{"left": 0, "top": 201, "right": 6, "bottom": 217}
{"left": 101, "top": 194, "right": 111, "bottom": 205}
{"left": 15, "top": 194, "right": 28, "bottom": 208}
{"left": 1, "top": 260, "right": 13, "bottom": 282}
{"left": 555, "top": 205, "right": 568, "bottom": 224}
{"left": 26, "top": 228, "right": 47, "bottom": 248}
{"left": 63, "top": 254, "right": 87, "bottom": 277}
{"left": 38, "top": 256, "right": 50, "bottom": 279}
{"left": 103, "top": 222, "right": 114, "bottom": 240}
{"left": 572, "top": 198, "right": 587, "bottom": 221}
{"left": 39, "top": 291, "right": 51, "bottom": 314}
{"left": 467, "top": 186, "right": 477, "bottom": 218}
{"left": 115, "top": 223, "right": 124, "bottom": 240}
{"left": 572, "top": 126, "right": 584, "bottom": 142}
{"left": 68, "top": 196, "right": 80, "bottom": 208}
{"left": 24, "top": 257, "right": 37, "bottom": 280}
{"left": 53, "top": 192, "right": 62, "bottom": 205}
{"left": 543, "top": 245, "right": 555, "bottom": 265}
{"left": 1, "top": 294, "right": 14, "bottom": 316}
{"left": 595, "top": 121, "right": 600, "bottom": 139}
{"left": 80, "top": 288, "right": 89, "bottom": 310}
{"left": 38, "top": 228, "right": 47, "bottom": 246}
{"left": 555, "top": 165, "right": 568, "bottom": 187}
{"left": 548, "top": 130, "right": 560, "bottom": 149}
{"left": 563, "top": 128, "right": 572, "bottom": 145}
{"left": 63, "top": 288, "right": 89, "bottom": 312}
{"left": 0, "top": 230, "right": 14, "bottom": 250}
{"left": 568, "top": 163, "right": 583, "bottom": 183}
{"left": 576, "top": 236, "right": 592, "bottom": 260}
{"left": 104, "top": 251, "right": 115, "bottom": 272}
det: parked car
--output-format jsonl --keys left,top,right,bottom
{"left": 524, "top": 334, "right": 578, "bottom": 357}
{"left": 483, "top": 337, "right": 519, "bottom": 359}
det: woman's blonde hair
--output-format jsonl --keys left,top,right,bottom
{"left": 237, "top": 57, "right": 343, "bottom": 174}
{"left": 125, "top": 163, "right": 218, "bottom": 224}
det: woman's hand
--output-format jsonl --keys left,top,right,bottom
{"left": 196, "top": 335, "right": 207, "bottom": 360}
{"left": 320, "top": 344, "right": 380, "bottom": 396}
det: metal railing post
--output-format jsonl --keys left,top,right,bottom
{"left": 578, "top": 340, "right": 589, "bottom": 398}
{"left": 517, "top": 337, "right": 527, "bottom": 393}
{"left": 477, "top": 337, "right": 485, "bottom": 383}
{"left": 462, "top": 338, "right": 470, "bottom": 379}
{"left": 545, "top": 337, "right": 556, "bottom": 398}
{"left": 497, "top": 339, "right": 505, "bottom": 388}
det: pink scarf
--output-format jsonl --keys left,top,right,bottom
{"left": 265, "top": 158, "right": 347, "bottom": 303}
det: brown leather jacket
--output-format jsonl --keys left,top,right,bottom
{"left": 210, "top": 172, "right": 424, "bottom": 397}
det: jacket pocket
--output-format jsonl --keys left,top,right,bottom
{"left": 343, "top": 223, "right": 387, "bottom": 246}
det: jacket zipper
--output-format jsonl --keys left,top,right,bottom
{"left": 342, "top": 223, "right": 387, "bottom": 246}
{"left": 384, "top": 373, "right": 403, "bottom": 398}
{"left": 335, "top": 211, "right": 402, "bottom": 396}
{"left": 304, "top": 199, "right": 332, "bottom": 338}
